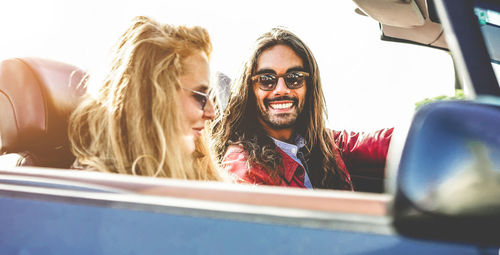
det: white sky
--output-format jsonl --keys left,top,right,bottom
{"left": 0, "top": 0, "right": 455, "bottom": 131}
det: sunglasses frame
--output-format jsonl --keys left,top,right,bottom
{"left": 251, "top": 71, "right": 310, "bottom": 91}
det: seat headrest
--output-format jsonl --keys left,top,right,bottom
{"left": 0, "top": 58, "right": 87, "bottom": 167}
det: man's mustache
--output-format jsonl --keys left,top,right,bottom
{"left": 264, "top": 96, "right": 298, "bottom": 105}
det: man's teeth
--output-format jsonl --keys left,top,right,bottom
{"left": 270, "top": 102, "right": 293, "bottom": 109}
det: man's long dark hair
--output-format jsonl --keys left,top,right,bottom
{"left": 212, "top": 27, "right": 352, "bottom": 190}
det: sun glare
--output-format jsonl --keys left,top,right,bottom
{"left": 0, "top": 0, "right": 455, "bottom": 131}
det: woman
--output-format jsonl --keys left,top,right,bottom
{"left": 69, "top": 16, "right": 223, "bottom": 181}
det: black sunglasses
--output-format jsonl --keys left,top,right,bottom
{"left": 182, "top": 87, "right": 209, "bottom": 110}
{"left": 251, "top": 71, "right": 309, "bottom": 91}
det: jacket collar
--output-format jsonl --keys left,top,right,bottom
{"left": 276, "top": 147, "right": 300, "bottom": 183}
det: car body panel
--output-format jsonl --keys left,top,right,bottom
{"left": 0, "top": 169, "right": 479, "bottom": 254}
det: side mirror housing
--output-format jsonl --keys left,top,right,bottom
{"left": 393, "top": 100, "right": 500, "bottom": 246}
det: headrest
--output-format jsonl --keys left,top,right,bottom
{"left": 0, "top": 58, "right": 87, "bottom": 167}
{"left": 215, "top": 71, "right": 231, "bottom": 111}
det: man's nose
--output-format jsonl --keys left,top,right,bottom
{"left": 203, "top": 99, "right": 216, "bottom": 120}
{"left": 273, "top": 77, "right": 290, "bottom": 94}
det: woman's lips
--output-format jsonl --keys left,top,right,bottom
{"left": 193, "top": 127, "right": 203, "bottom": 136}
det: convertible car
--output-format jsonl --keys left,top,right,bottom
{"left": 0, "top": 0, "right": 499, "bottom": 254}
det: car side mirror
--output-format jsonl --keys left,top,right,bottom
{"left": 392, "top": 100, "right": 500, "bottom": 246}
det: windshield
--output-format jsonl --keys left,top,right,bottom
{"left": 1, "top": 0, "right": 454, "bottom": 131}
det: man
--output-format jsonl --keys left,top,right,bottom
{"left": 212, "top": 27, "right": 392, "bottom": 190}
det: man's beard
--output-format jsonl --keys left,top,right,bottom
{"left": 257, "top": 96, "right": 303, "bottom": 130}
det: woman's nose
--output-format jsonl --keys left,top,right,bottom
{"left": 203, "top": 99, "right": 215, "bottom": 120}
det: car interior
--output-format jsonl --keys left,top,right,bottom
{"left": 0, "top": 56, "right": 391, "bottom": 193}
{"left": 1, "top": 0, "right": 460, "bottom": 196}
{"left": 0, "top": 58, "right": 87, "bottom": 168}
{"left": 354, "top": 0, "right": 448, "bottom": 49}
{"left": 0, "top": 0, "right": 498, "bottom": 194}
{"left": 0, "top": 0, "right": 467, "bottom": 194}
{"left": 0, "top": 0, "right": 500, "bottom": 251}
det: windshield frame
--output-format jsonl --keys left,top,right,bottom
{"left": 434, "top": 0, "right": 500, "bottom": 97}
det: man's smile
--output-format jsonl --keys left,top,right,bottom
{"left": 269, "top": 101, "right": 294, "bottom": 110}
{"left": 265, "top": 97, "right": 297, "bottom": 111}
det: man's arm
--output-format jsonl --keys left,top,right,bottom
{"left": 331, "top": 128, "right": 394, "bottom": 176}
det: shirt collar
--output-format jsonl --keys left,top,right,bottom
{"left": 270, "top": 134, "right": 306, "bottom": 157}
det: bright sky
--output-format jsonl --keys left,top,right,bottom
{"left": 0, "top": 0, "right": 455, "bottom": 131}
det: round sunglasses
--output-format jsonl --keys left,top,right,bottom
{"left": 251, "top": 71, "right": 309, "bottom": 91}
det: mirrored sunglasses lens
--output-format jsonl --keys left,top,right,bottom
{"left": 258, "top": 75, "right": 277, "bottom": 90}
{"left": 285, "top": 73, "right": 305, "bottom": 89}
{"left": 285, "top": 76, "right": 304, "bottom": 89}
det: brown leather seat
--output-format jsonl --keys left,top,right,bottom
{"left": 0, "top": 58, "right": 87, "bottom": 168}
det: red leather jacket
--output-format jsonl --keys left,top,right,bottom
{"left": 222, "top": 128, "right": 393, "bottom": 190}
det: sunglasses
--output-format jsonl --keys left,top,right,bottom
{"left": 251, "top": 71, "right": 309, "bottom": 91}
{"left": 182, "top": 87, "right": 209, "bottom": 110}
